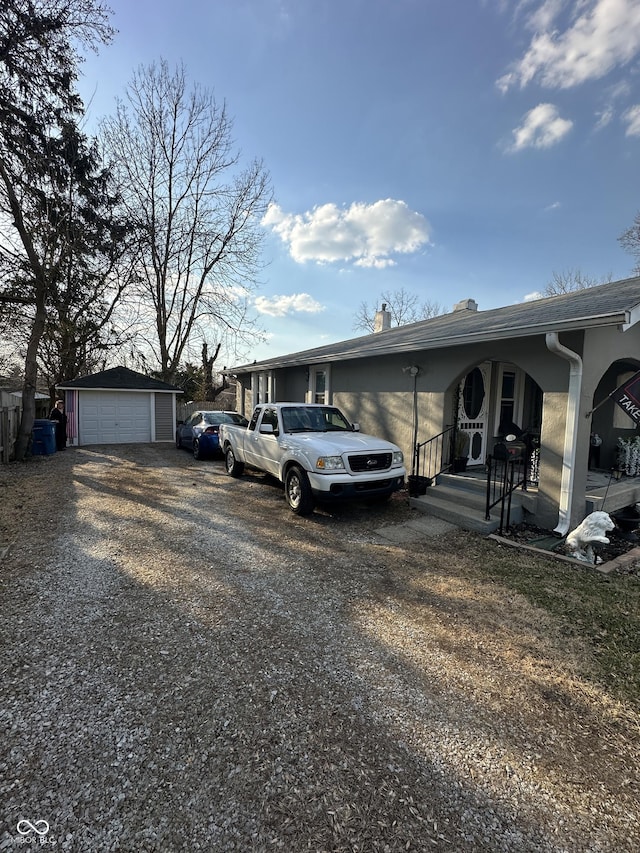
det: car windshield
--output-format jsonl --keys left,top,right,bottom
{"left": 281, "top": 406, "right": 352, "bottom": 433}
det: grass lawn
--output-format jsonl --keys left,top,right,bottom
{"left": 457, "top": 534, "right": 640, "bottom": 707}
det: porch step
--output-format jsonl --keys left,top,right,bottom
{"left": 408, "top": 476, "right": 525, "bottom": 534}
{"left": 437, "top": 472, "right": 488, "bottom": 494}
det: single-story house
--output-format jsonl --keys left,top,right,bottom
{"left": 58, "top": 366, "right": 182, "bottom": 446}
{"left": 226, "top": 276, "right": 640, "bottom": 533}
{"left": 0, "top": 388, "right": 50, "bottom": 417}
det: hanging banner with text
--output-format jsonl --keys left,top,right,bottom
{"left": 611, "top": 370, "right": 640, "bottom": 425}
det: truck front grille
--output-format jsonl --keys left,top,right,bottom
{"left": 348, "top": 452, "right": 392, "bottom": 473}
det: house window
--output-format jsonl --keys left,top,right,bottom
{"left": 252, "top": 371, "right": 275, "bottom": 406}
{"left": 499, "top": 371, "right": 516, "bottom": 426}
{"left": 308, "top": 366, "right": 330, "bottom": 404}
{"left": 495, "top": 365, "right": 523, "bottom": 435}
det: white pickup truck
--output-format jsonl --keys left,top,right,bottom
{"left": 218, "top": 402, "right": 406, "bottom": 515}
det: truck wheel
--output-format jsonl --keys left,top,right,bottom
{"left": 225, "top": 445, "right": 244, "bottom": 478}
{"left": 285, "top": 466, "right": 315, "bottom": 515}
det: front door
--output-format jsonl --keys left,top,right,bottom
{"left": 457, "top": 363, "right": 491, "bottom": 466}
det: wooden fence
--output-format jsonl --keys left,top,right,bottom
{"left": 0, "top": 405, "right": 20, "bottom": 464}
{"left": 177, "top": 391, "right": 238, "bottom": 422}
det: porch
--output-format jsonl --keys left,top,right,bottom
{"left": 408, "top": 467, "right": 640, "bottom": 535}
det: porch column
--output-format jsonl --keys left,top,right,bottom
{"left": 545, "top": 333, "right": 583, "bottom": 534}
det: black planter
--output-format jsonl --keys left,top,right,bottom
{"left": 612, "top": 505, "right": 640, "bottom": 533}
{"left": 453, "top": 457, "right": 468, "bottom": 473}
{"left": 408, "top": 475, "right": 432, "bottom": 496}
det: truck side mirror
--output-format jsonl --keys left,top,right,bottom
{"left": 352, "top": 422, "right": 360, "bottom": 432}
{"left": 260, "top": 423, "right": 274, "bottom": 435}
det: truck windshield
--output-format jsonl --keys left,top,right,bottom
{"left": 281, "top": 406, "right": 352, "bottom": 433}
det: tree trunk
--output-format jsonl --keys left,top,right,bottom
{"left": 14, "top": 293, "right": 47, "bottom": 461}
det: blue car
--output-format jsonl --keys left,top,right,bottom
{"left": 176, "top": 410, "right": 248, "bottom": 460}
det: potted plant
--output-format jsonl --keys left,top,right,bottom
{"left": 453, "top": 430, "right": 470, "bottom": 472}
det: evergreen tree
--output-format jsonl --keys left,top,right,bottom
{"left": 0, "top": 0, "right": 114, "bottom": 458}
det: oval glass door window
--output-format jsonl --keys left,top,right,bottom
{"left": 471, "top": 431, "right": 483, "bottom": 459}
{"left": 463, "top": 367, "right": 485, "bottom": 419}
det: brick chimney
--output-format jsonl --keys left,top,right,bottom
{"left": 453, "top": 298, "right": 478, "bottom": 312}
{"left": 374, "top": 303, "right": 391, "bottom": 332}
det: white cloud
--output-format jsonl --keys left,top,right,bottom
{"left": 623, "top": 104, "right": 640, "bottom": 135}
{"left": 262, "top": 199, "right": 431, "bottom": 268}
{"left": 498, "top": 0, "right": 640, "bottom": 92}
{"left": 254, "top": 293, "right": 325, "bottom": 317}
{"left": 545, "top": 200, "right": 562, "bottom": 211}
{"left": 594, "top": 105, "right": 614, "bottom": 129}
{"left": 523, "top": 290, "right": 544, "bottom": 301}
{"left": 526, "top": 0, "right": 565, "bottom": 32}
{"left": 508, "top": 103, "right": 573, "bottom": 151}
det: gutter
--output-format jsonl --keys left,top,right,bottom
{"left": 545, "top": 333, "right": 583, "bottom": 536}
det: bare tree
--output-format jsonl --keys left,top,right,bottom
{"left": 199, "top": 341, "right": 229, "bottom": 399}
{"left": 543, "top": 268, "right": 612, "bottom": 296}
{"left": 353, "top": 287, "right": 446, "bottom": 333}
{"left": 101, "top": 60, "right": 272, "bottom": 384}
{"left": 619, "top": 213, "right": 640, "bottom": 275}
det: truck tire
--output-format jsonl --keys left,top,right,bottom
{"left": 285, "top": 465, "right": 315, "bottom": 515}
{"left": 224, "top": 445, "right": 244, "bottom": 478}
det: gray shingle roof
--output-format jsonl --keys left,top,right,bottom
{"left": 230, "top": 276, "right": 640, "bottom": 373}
{"left": 58, "top": 366, "right": 182, "bottom": 392}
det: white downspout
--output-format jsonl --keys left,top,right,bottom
{"left": 545, "top": 333, "right": 583, "bottom": 536}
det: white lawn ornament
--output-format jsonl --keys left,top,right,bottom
{"left": 565, "top": 511, "right": 615, "bottom": 564}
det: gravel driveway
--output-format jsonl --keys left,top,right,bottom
{"left": 1, "top": 444, "right": 638, "bottom": 852}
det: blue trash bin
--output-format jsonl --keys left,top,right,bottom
{"left": 32, "top": 419, "right": 57, "bottom": 455}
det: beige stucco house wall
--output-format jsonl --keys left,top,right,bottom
{"left": 229, "top": 278, "right": 640, "bottom": 532}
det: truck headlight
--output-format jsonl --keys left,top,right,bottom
{"left": 316, "top": 455, "right": 345, "bottom": 470}
{"left": 392, "top": 451, "right": 404, "bottom": 466}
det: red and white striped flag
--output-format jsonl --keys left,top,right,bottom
{"left": 65, "top": 390, "right": 77, "bottom": 442}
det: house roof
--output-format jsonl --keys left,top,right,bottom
{"left": 2, "top": 389, "right": 50, "bottom": 400}
{"left": 58, "top": 366, "right": 183, "bottom": 393}
{"left": 229, "top": 276, "right": 640, "bottom": 374}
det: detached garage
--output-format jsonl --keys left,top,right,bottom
{"left": 58, "top": 367, "right": 182, "bottom": 447}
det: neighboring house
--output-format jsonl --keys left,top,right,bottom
{"left": 0, "top": 388, "right": 50, "bottom": 417}
{"left": 58, "top": 367, "right": 182, "bottom": 446}
{"left": 226, "top": 276, "right": 640, "bottom": 532}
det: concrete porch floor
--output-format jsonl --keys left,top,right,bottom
{"left": 584, "top": 468, "right": 640, "bottom": 514}
{"left": 438, "top": 466, "right": 640, "bottom": 513}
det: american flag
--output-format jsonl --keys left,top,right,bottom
{"left": 65, "top": 390, "right": 77, "bottom": 443}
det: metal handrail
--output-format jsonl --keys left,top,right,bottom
{"left": 413, "top": 425, "right": 455, "bottom": 481}
{"left": 485, "top": 453, "right": 529, "bottom": 533}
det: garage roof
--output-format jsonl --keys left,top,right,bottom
{"left": 228, "top": 276, "right": 640, "bottom": 374}
{"left": 58, "top": 366, "right": 182, "bottom": 393}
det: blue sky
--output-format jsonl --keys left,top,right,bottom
{"left": 77, "top": 0, "right": 640, "bottom": 363}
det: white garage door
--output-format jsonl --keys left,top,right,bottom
{"left": 80, "top": 391, "right": 151, "bottom": 444}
